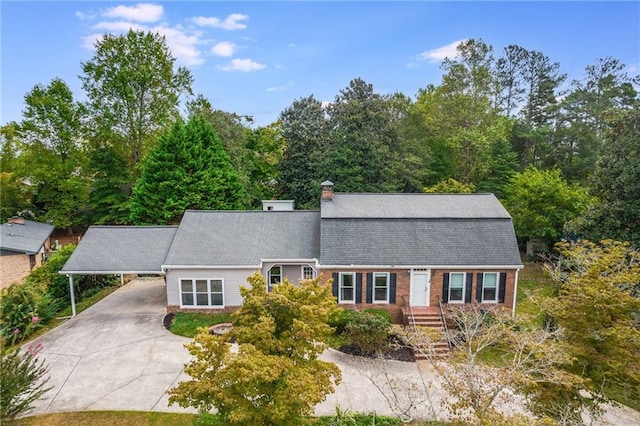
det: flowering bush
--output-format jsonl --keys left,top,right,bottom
{"left": 0, "top": 282, "right": 53, "bottom": 343}
{"left": 1, "top": 333, "right": 51, "bottom": 424}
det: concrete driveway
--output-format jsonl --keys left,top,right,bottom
{"left": 28, "top": 279, "right": 640, "bottom": 424}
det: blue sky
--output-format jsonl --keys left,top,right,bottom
{"left": 2, "top": 1, "right": 639, "bottom": 127}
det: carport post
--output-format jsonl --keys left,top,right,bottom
{"left": 67, "top": 275, "right": 76, "bottom": 317}
{"left": 120, "top": 273, "right": 124, "bottom": 286}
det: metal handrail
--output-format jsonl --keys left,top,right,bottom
{"left": 438, "top": 299, "right": 452, "bottom": 349}
{"left": 401, "top": 294, "right": 417, "bottom": 332}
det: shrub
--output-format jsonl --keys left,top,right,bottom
{"left": 0, "top": 338, "right": 52, "bottom": 424}
{"left": 362, "top": 308, "right": 392, "bottom": 324}
{"left": 328, "top": 308, "right": 359, "bottom": 333}
{"left": 0, "top": 282, "right": 54, "bottom": 342}
{"left": 345, "top": 311, "right": 391, "bottom": 355}
{"left": 26, "top": 244, "right": 76, "bottom": 307}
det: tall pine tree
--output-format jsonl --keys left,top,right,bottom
{"left": 130, "top": 117, "right": 244, "bottom": 225}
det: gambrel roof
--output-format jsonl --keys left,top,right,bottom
{"left": 320, "top": 193, "right": 521, "bottom": 267}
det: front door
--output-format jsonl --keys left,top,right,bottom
{"left": 410, "top": 271, "right": 430, "bottom": 307}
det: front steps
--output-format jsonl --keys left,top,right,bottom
{"left": 401, "top": 307, "right": 450, "bottom": 359}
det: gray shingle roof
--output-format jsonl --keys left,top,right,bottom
{"left": 320, "top": 218, "right": 522, "bottom": 266}
{"left": 164, "top": 210, "right": 320, "bottom": 266}
{"left": 60, "top": 226, "right": 178, "bottom": 274}
{"left": 321, "top": 193, "right": 511, "bottom": 219}
{"left": 1, "top": 219, "right": 54, "bottom": 254}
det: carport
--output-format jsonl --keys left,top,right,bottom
{"left": 59, "top": 226, "right": 178, "bottom": 316}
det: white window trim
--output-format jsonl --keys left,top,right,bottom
{"left": 179, "top": 278, "right": 225, "bottom": 308}
{"left": 373, "top": 272, "right": 390, "bottom": 304}
{"left": 268, "top": 265, "right": 282, "bottom": 291}
{"left": 448, "top": 272, "right": 466, "bottom": 304}
{"left": 301, "top": 265, "right": 316, "bottom": 280}
{"left": 338, "top": 272, "right": 356, "bottom": 304}
{"left": 481, "top": 272, "right": 499, "bottom": 303}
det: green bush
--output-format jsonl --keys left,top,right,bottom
{"left": 26, "top": 245, "right": 76, "bottom": 307}
{"left": 0, "top": 282, "right": 54, "bottom": 342}
{"left": 362, "top": 308, "right": 392, "bottom": 324}
{"left": 345, "top": 311, "right": 391, "bottom": 355}
{"left": 328, "top": 308, "right": 359, "bottom": 333}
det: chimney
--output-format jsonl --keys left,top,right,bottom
{"left": 7, "top": 216, "right": 25, "bottom": 225}
{"left": 321, "top": 180, "right": 334, "bottom": 201}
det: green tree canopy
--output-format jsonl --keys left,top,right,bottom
{"left": 168, "top": 273, "right": 341, "bottom": 425}
{"left": 502, "top": 167, "right": 591, "bottom": 244}
{"left": 130, "top": 116, "right": 243, "bottom": 225}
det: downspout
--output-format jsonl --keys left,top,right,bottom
{"left": 512, "top": 268, "right": 520, "bottom": 318}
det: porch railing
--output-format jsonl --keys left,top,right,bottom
{"left": 438, "top": 299, "right": 452, "bottom": 349}
{"left": 401, "top": 294, "right": 417, "bottom": 332}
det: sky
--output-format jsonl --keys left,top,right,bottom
{"left": 1, "top": 1, "right": 639, "bottom": 127}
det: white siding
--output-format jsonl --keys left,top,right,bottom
{"left": 166, "top": 268, "right": 256, "bottom": 307}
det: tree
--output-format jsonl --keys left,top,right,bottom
{"left": 0, "top": 123, "right": 31, "bottom": 222}
{"left": 322, "top": 78, "right": 399, "bottom": 193}
{"left": 16, "top": 78, "right": 89, "bottom": 230}
{"left": 168, "top": 273, "right": 341, "bottom": 425}
{"left": 403, "top": 306, "right": 585, "bottom": 425}
{"left": 423, "top": 178, "right": 476, "bottom": 194}
{"left": 244, "top": 123, "right": 284, "bottom": 208}
{"left": 81, "top": 30, "right": 193, "bottom": 171}
{"left": 277, "top": 95, "right": 329, "bottom": 209}
{"left": 567, "top": 107, "right": 640, "bottom": 245}
{"left": 88, "top": 147, "right": 132, "bottom": 224}
{"left": 130, "top": 116, "right": 244, "bottom": 225}
{"left": 501, "top": 167, "right": 592, "bottom": 246}
{"left": 542, "top": 240, "right": 640, "bottom": 409}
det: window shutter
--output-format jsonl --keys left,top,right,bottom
{"left": 498, "top": 272, "right": 507, "bottom": 303}
{"left": 465, "top": 273, "right": 473, "bottom": 303}
{"left": 332, "top": 273, "right": 339, "bottom": 298}
{"left": 389, "top": 273, "right": 397, "bottom": 304}
{"left": 476, "top": 273, "right": 483, "bottom": 303}
{"left": 442, "top": 273, "right": 450, "bottom": 303}
{"left": 355, "top": 273, "right": 363, "bottom": 304}
{"left": 366, "top": 273, "right": 373, "bottom": 303}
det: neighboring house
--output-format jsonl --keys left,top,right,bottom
{"left": 60, "top": 182, "right": 523, "bottom": 323}
{"left": 1, "top": 217, "right": 55, "bottom": 289}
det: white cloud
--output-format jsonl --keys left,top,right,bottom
{"left": 405, "top": 62, "right": 420, "bottom": 69}
{"left": 154, "top": 25, "right": 204, "bottom": 66}
{"left": 92, "top": 21, "right": 144, "bottom": 32}
{"left": 193, "top": 13, "right": 248, "bottom": 30}
{"left": 419, "top": 39, "right": 467, "bottom": 62}
{"left": 103, "top": 3, "right": 163, "bottom": 23}
{"left": 211, "top": 41, "right": 236, "bottom": 57}
{"left": 75, "top": 11, "right": 97, "bottom": 20}
{"left": 81, "top": 33, "right": 103, "bottom": 50}
{"left": 218, "top": 58, "right": 266, "bottom": 72}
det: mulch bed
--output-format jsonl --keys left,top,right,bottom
{"left": 338, "top": 335, "right": 416, "bottom": 362}
{"left": 163, "top": 313, "right": 174, "bottom": 331}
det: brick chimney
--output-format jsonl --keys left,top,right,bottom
{"left": 7, "top": 216, "right": 25, "bottom": 225}
{"left": 321, "top": 180, "right": 334, "bottom": 201}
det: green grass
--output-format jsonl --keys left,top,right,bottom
{"left": 169, "top": 312, "right": 233, "bottom": 338}
{"left": 516, "top": 262, "right": 554, "bottom": 320}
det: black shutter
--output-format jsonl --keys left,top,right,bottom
{"left": 332, "top": 273, "right": 339, "bottom": 298}
{"left": 465, "top": 273, "right": 473, "bottom": 303}
{"left": 389, "top": 273, "right": 397, "bottom": 304}
{"left": 366, "top": 273, "right": 373, "bottom": 303}
{"left": 442, "top": 273, "right": 450, "bottom": 303}
{"left": 476, "top": 273, "right": 484, "bottom": 303}
{"left": 355, "top": 273, "right": 363, "bottom": 303}
{"left": 498, "top": 272, "right": 507, "bottom": 303}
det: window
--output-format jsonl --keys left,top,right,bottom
{"left": 449, "top": 272, "right": 465, "bottom": 303}
{"left": 373, "top": 272, "right": 389, "bottom": 303}
{"left": 302, "top": 266, "right": 316, "bottom": 280}
{"left": 180, "top": 278, "right": 224, "bottom": 307}
{"left": 268, "top": 265, "right": 281, "bottom": 291}
{"left": 339, "top": 272, "right": 355, "bottom": 303}
{"left": 482, "top": 273, "right": 498, "bottom": 302}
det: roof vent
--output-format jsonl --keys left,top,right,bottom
{"left": 321, "top": 181, "right": 334, "bottom": 201}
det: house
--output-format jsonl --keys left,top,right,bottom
{"left": 60, "top": 182, "right": 523, "bottom": 323}
{"left": 1, "top": 217, "right": 55, "bottom": 288}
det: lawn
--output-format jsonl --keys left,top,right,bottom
{"left": 169, "top": 312, "right": 233, "bottom": 338}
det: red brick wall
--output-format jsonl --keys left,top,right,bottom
{"left": 319, "top": 268, "right": 518, "bottom": 323}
